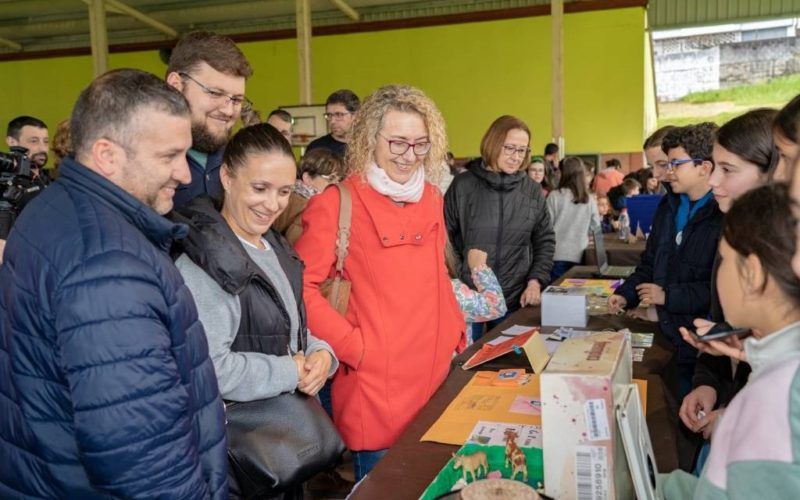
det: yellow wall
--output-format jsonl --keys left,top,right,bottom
{"left": 0, "top": 7, "right": 648, "bottom": 159}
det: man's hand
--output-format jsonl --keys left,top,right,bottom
{"left": 298, "top": 350, "right": 333, "bottom": 396}
{"left": 0, "top": 238, "right": 5, "bottom": 265}
{"left": 520, "top": 279, "right": 542, "bottom": 307}
{"left": 636, "top": 283, "right": 665, "bottom": 306}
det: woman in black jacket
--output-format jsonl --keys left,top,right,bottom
{"left": 172, "top": 124, "right": 339, "bottom": 498}
{"left": 445, "top": 116, "right": 555, "bottom": 338}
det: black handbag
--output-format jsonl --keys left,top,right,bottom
{"left": 225, "top": 391, "right": 346, "bottom": 498}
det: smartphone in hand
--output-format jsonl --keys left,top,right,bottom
{"left": 691, "top": 322, "right": 750, "bottom": 343}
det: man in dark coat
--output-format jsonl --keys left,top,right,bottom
{"left": 166, "top": 31, "right": 253, "bottom": 209}
{"left": 0, "top": 69, "right": 228, "bottom": 498}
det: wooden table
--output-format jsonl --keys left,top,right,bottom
{"left": 584, "top": 233, "right": 646, "bottom": 267}
{"left": 350, "top": 267, "right": 678, "bottom": 499}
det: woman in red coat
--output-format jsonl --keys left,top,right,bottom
{"left": 295, "top": 85, "right": 465, "bottom": 480}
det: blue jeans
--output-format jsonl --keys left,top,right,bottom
{"left": 318, "top": 380, "right": 333, "bottom": 418}
{"left": 353, "top": 449, "right": 388, "bottom": 482}
{"left": 550, "top": 260, "right": 576, "bottom": 284}
{"left": 693, "top": 441, "right": 711, "bottom": 476}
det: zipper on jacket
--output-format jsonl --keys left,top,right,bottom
{"left": 495, "top": 176, "right": 504, "bottom": 278}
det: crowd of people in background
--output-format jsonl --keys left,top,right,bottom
{"left": 2, "top": 27, "right": 800, "bottom": 500}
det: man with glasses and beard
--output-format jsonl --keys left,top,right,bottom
{"left": 6, "top": 115, "right": 51, "bottom": 187}
{"left": 306, "top": 89, "right": 360, "bottom": 158}
{"left": 166, "top": 31, "right": 253, "bottom": 209}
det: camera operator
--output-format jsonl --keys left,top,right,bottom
{"left": 1, "top": 116, "right": 50, "bottom": 260}
{"left": 6, "top": 116, "right": 50, "bottom": 187}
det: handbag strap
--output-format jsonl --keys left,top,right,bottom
{"left": 333, "top": 184, "right": 352, "bottom": 276}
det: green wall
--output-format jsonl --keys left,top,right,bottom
{"left": 0, "top": 7, "right": 648, "bottom": 159}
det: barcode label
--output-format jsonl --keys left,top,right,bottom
{"left": 576, "top": 445, "right": 609, "bottom": 500}
{"left": 584, "top": 399, "right": 611, "bottom": 441}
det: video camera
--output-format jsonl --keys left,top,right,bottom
{"left": 1, "top": 146, "right": 37, "bottom": 239}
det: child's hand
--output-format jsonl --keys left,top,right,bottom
{"left": 608, "top": 294, "right": 627, "bottom": 314}
{"left": 467, "top": 249, "right": 488, "bottom": 270}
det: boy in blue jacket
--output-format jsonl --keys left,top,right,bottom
{"left": 609, "top": 123, "right": 723, "bottom": 398}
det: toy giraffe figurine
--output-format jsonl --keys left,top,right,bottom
{"left": 452, "top": 451, "right": 488, "bottom": 483}
{"left": 503, "top": 429, "right": 528, "bottom": 482}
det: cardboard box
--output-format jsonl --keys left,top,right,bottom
{"left": 541, "top": 332, "right": 634, "bottom": 500}
{"left": 541, "top": 285, "right": 588, "bottom": 327}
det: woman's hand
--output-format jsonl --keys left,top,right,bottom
{"left": 679, "top": 385, "right": 717, "bottom": 433}
{"left": 293, "top": 351, "right": 308, "bottom": 381}
{"left": 607, "top": 294, "right": 627, "bottom": 314}
{"left": 298, "top": 350, "right": 333, "bottom": 396}
{"left": 467, "top": 249, "right": 488, "bottom": 270}
{"left": 636, "top": 283, "right": 665, "bottom": 306}
{"left": 520, "top": 279, "right": 541, "bottom": 308}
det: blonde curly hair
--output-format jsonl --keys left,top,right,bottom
{"left": 345, "top": 84, "right": 447, "bottom": 182}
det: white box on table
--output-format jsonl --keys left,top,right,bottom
{"left": 541, "top": 285, "right": 588, "bottom": 327}
{"left": 541, "top": 331, "right": 634, "bottom": 500}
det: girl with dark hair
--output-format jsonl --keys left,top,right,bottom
{"left": 172, "top": 124, "right": 339, "bottom": 497}
{"left": 665, "top": 184, "right": 800, "bottom": 498}
{"left": 773, "top": 93, "right": 800, "bottom": 181}
{"left": 679, "top": 108, "right": 780, "bottom": 472}
{"left": 546, "top": 157, "right": 600, "bottom": 281}
{"left": 445, "top": 115, "right": 555, "bottom": 337}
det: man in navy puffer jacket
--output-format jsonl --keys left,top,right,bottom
{"left": 0, "top": 69, "right": 227, "bottom": 498}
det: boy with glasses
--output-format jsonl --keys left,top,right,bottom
{"left": 609, "top": 122, "right": 723, "bottom": 405}
{"left": 306, "top": 89, "right": 360, "bottom": 158}
{"left": 166, "top": 31, "right": 253, "bottom": 209}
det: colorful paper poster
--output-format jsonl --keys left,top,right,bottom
{"left": 558, "top": 278, "right": 623, "bottom": 297}
{"left": 419, "top": 421, "right": 544, "bottom": 500}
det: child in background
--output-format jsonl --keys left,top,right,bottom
{"left": 597, "top": 195, "right": 617, "bottom": 233}
{"left": 609, "top": 123, "right": 723, "bottom": 399}
{"left": 546, "top": 157, "right": 600, "bottom": 282}
{"left": 663, "top": 184, "right": 800, "bottom": 499}
{"left": 527, "top": 158, "right": 550, "bottom": 196}
{"left": 592, "top": 158, "right": 625, "bottom": 196}
{"left": 446, "top": 246, "right": 507, "bottom": 345}
{"left": 608, "top": 176, "right": 641, "bottom": 212}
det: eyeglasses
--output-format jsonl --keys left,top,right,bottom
{"left": 666, "top": 158, "right": 703, "bottom": 171}
{"left": 324, "top": 112, "right": 351, "bottom": 121}
{"left": 503, "top": 144, "right": 531, "bottom": 158}
{"left": 179, "top": 72, "right": 253, "bottom": 112}
{"left": 378, "top": 133, "right": 432, "bottom": 156}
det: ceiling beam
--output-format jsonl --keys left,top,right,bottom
{"left": 329, "top": 0, "right": 360, "bottom": 22}
{"left": 81, "top": 0, "right": 178, "bottom": 38}
{"left": 88, "top": 0, "right": 108, "bottom": 76}
{"left": 0, "top": 36, "right": 21, "bottom": 51}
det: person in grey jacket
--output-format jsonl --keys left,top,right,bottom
{"left": 445, "top": 115, "right": 555, "bottom": 336}
{"left": 546, "top": 156, "right": 600, "bottom": 282}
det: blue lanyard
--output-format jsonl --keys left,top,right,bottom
{"left": 675, "top": 191, "right": 713, "bottom": 245}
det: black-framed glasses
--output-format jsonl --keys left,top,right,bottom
{"left": 179, "top": 72, "right": 253, "bottom": 112}
{"left": 324, "top": 112, "right": 351, "bottom": 121}
{"left": 666, "top": 158, "right": 703, "bottom": 171}
{"left": 502, "top": 144, "right": 531, "bottom": 157}
{"left": 378, "top": 133, "right": 432, "bottom": 156}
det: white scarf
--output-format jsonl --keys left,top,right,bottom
{"left": 366, "top": 162, "right": 425, "bottom": 203}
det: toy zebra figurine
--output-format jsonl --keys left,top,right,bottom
{"left": 503, "top": 429, "right": 528, "bottom": 482}
{"left": 452, "top": 451, "right": 488, "bottom": 483}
